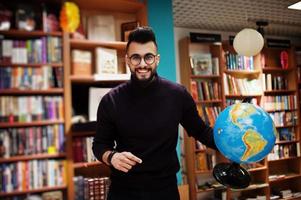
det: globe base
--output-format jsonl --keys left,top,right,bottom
{"left": 213, "top": 162, "right": 251, "bottom": 189}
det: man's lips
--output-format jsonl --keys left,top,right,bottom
{"left": 136, "top": 68, "right": 151, "bottom": 73}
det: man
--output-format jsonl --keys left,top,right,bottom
{"left": 92, "top": 26, "right": 216, "bottom": 200}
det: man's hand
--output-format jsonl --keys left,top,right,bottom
{"left": 111, "top": 151, "right": 142, "bottom": 173}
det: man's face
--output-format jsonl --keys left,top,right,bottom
{"left": 126, "top": 41, "right": 160, "bottom": 81}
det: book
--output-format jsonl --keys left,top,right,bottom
{"left": 71, "top": 50, "right": 92, "bottom": 76}
{"left": 87, "top": 15, "right": 115, "bottom": 41}
{"left": 88, "top": 87, "right": 112, "bottom": 121}
{"left": 95, "top": 47, "right": 118, "bottom": 75}
{"left": 190, "top": 53, "right": 212, "bottom": 75}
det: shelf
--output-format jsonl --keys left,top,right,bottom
{"left": 0, "top": 185, "right": 67, "bottom": 197}
{"left": 275, "top": 125, "right": 298, "bottom": 128}
{"left": 268, "top": 156, "right": 301, "bottom": 162}
{"left": 225, "top": 94, "right": 262, "bottom": 98}
{"left": 224, "top": 69, "right": 261, "bottom": 78}
{"left": 0, "top": 153, "right": 66, "bottom": 163}
{"left": 0, "top": 30, "right": 62, "bottom": 37}
{"left": 248, "top": 166, "right": 267, "bottom": 172}
{"left": 264, "top": 90, "right": 296, "bottom": 94}
{"left": 262, "top": 67, "right": 294, "bottom": 73}
{"left": 269, "top": 173, "right": 301, "bottom": 183}
{"left": 0, "top": 62, "right": 63, "bottom": 67}
{"left": 265, "top": 108, "right": 297, "bottom": 113}
{"left": 73, "top": 161, "right": 103, "bottom": 169}
{"left": 195, "top": 169, "right": 212, "bottom": 174}
{"left": 230, "top": 183, "right": 269, "bottom": 192}
{"left": 0, "top": 88, "right": 64, "bottom": 95}
{"left": 190, "top": 74, "right": 220, "bottom": 79}
{"left": 276, "top": 140, "right": 299, "bottom": 145}
{"left": 196, "top": 186, "right": 225, "bottom": 193}
{"left": 72, "top": 0, "right": 145, "bottom": 12}
{"left": 0, "top": 120, "right": 64, "bottom": 128}
{"left": 70, "top": 75, "right": 129, "bottom": 84}
{"left": 195, "top": 149, "right": 206, "bottom": 153}
{"left": 196, "top": 99, "right": 223, "bottom": 104}
{"left": 72, "top": 131, "right": 96, "bottom": 137}
{"left": 70, "top": 39, "right": 126, "bottom": 50}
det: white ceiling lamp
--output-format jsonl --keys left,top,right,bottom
{"left": 288, "top": 1, "right": 301, "bottom": 10}
{"left": 233, "top": 28, "right": 264, "bottom": 57}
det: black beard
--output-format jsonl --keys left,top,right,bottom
{"left": 131, "top": 69, "right": 157, "bottom": 88}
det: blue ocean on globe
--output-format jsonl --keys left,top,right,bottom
{"left": 213, "top": 103, "right": 276, "bottom": 164}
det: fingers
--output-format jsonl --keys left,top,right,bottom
{"left": 123, "top": 152, "right": 143, "bottom": 164}
{"left": 111, "top": 151, "right": 142, "bottom": 173}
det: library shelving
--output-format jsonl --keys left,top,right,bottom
{"left": 0, "top": 15, "right": 67, "bottom": 200}
{"left": 179, "top": 36, "right": 301, "bottom": 200}
{"left": 179, "top": 37, "right": 227, "bottom": 200}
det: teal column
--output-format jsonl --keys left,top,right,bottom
{"left": 147, "top": 0, "right": 183, "bottom": 184}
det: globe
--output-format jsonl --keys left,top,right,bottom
{"left": 212, "top": 103, "right": 277, "bottom": 189}
{"left": 214, "top": 103, "right": 277, "bottom": 164}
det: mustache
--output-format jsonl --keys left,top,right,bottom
{"left": 135, "top": 67, "right": 152, "bottom": 71}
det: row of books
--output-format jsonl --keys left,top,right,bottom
{"left": 262, "top": 74, "right": 288, "bottom": 91}
{"left": 262, "top": 95, "right": 297, "bottom": 111}
{"left": 269, "top": 111, "right": 297, "bottom": 127}
{"left": 0, "top": 125, "right": 65, "bottom": 158}
{"left": 190, "top": 80, "right": 220, "bottom": 101}
{"left": 0, "top": 191, "right": 63, "bottom": 200}
{"left": 0, "top": 37, "right": 62, "bottom": 64}
{"left": 0, "top": 96, "right": 64, "bottom": 123}
{"left": 0, "top": 66, "right": 63, "bottom": 90}
{"left": 73, "top": 137, "right": 97, "bottom": 163}
{"left": 223, "top": 74, "right": 262, "bottom": 95}
{"left": 195, "top": 152, "right": 216, "bottom": 172}
{"left": 197, "top": 105, "right": 221, "bottom": 127}
{"left": 276, "top": 127, "right": 296, "bottom": 142}
{"left": 0, "top": 160, "right": 66, "bottom": 192}
{"left": 190, "top": 53, "right": 219, "bottom": 75}
{"left": 73, "top": 176, "right": 110, "bottom": 200}
{"left": 271, "top": 189, "right": 301, "bottom": 199}
{"left": 268, "top": 143, "right": 300, "bottom": 160}
{"left": 224, "top": 51, "right": 254, "bottom": 70}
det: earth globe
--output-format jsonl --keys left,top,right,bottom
{"left": 213, "top": 102, "right": 276, "bottom": 189}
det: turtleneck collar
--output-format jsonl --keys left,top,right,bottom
{"left": 129, "top": 72, "right": 160, "bottom": 94}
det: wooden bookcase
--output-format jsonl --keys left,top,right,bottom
{"left": 179, "top": 37, "right": 227, "bottom": 200}
{"left": 179, "top": 37, "right": 301, "bottom": 200}
{"left": 0, "top": 2, "right": 67, "bottom": 198}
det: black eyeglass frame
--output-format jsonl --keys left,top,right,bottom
{"left": 127, "top": 53, "right": 158, "bottom": 66}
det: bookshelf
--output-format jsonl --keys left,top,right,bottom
{"left": 179, "top": 37, "right": 227, "bottom": 200}
{"left": 62, "top": 0, "right": 148, "bottom": 199}
{"left": 179, "top": 36, "right": 301, "bottom": 200}
{"left": 0, "top": 8, "right": 67, "bottom": 200}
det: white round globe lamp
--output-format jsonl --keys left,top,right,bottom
{"left": 233, "top": 28, "right": 264, "bottom": 57}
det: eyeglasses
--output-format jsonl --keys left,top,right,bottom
{"left": 128, "top": 53, "right": 157, "bottom": 66}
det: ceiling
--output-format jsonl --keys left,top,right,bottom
{"left": 172, "top": 0, "right": 301, "bottom": 38}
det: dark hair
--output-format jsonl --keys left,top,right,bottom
{"left": 126, "top": 26, "right": 158, "bottom": 52}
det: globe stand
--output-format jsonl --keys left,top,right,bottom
{"left": 213, "top": 162, "right": 251, "bottom": 189}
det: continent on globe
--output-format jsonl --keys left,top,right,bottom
{"left": 241, "top": 129, "right": 267, "bottom": 161}
{"left": 230, "top": 103, "right": 256, "bottom": 130}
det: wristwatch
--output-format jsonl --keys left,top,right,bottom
{"left": 107, "top": 150, "right": 117, "bottom": 166}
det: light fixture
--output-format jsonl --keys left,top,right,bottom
{"left": 288, "top": 1, "right": 301, "bottom": 10}
{"left": 233, "top": 28, "right": 264, "bottom": 57}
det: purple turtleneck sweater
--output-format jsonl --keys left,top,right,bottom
{"left": 92, "top": 74, "right": 216, "bottom": 189}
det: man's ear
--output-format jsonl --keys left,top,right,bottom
{"left": 157, "top": 54, "right": 160, "bottom": 64}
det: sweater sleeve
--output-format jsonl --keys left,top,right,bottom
{"left": 179, "top": 87, "right": 217, "bottom": 150}
{"left": 92, "top": 94, "right": 116, "bottom": 162}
